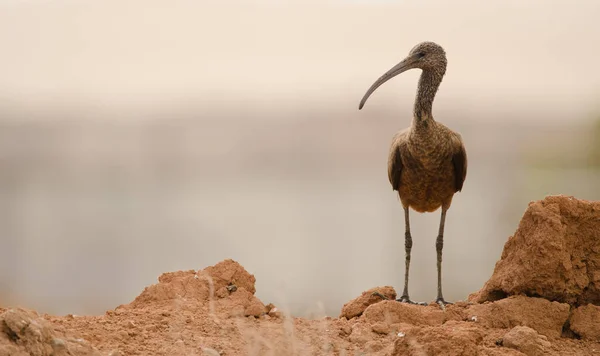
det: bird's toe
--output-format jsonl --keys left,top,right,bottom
{"left": 435, "top": 298, "right": 453, "bottom": 310}
{"left": 396, "top": 296, "right": 427, "bottom": 306}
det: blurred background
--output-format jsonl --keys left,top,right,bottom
{"left": 0, "top": 0, "right": 599, "bottom": 317}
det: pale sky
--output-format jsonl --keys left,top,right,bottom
{"left": 1, "top": 0, "right": 599, "bottom": 117}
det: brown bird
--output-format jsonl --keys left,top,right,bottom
{"left": 358, "top": 41, "right": 467, "bottom": 307}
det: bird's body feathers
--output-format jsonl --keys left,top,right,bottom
{"left": 388, "top": 121, "right": 467, "bottom": 213}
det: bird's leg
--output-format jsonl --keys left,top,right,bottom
{"left": 397, "top": 207, "right": 426, "bottom": 306}
{"left": 435, "top": 208, "right": 452, "bottom": 308}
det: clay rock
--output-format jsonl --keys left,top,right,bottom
{"left": 391, "top": 321, "right": 483, "bottom": 356}
{"left": 502, "top": 326, "right": 551, "bottom": 356}
{"left": 466, "top": 296, "right": 569, "bottom": 338}
{"left": 569, "top": 304, "right": 600, "bottom": 341}
{"left": 0, "top": 308, "right": 102, "bottom": 356}
{"left": 1, "top": 308, "right": 53, "bottom": 356}
{"left": 470, "top": 195, "right": 600, "bottom": 307}
{"left": 202, "top": 259, "right": 257, "bottom": 295}
{"left": 265, "top": 303, "right": 282, "bottom": 318}
{"left": 216, "top": 287, "right": 266, "bottom": 318}
{"left": 339, "top": 286, "right": 396, "bottom": 319}
{"left": 128, "top": 259, "right": 258, "bottom": 308}
{"left": 363, "top": 300, "right": 449, "bottom": 326}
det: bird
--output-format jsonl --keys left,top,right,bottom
{"left": 358, "top": 41, "right": 467, "bottom": 307}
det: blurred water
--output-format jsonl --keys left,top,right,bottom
{"left": 0, "top": 110, "right": 597, "bottom": 317}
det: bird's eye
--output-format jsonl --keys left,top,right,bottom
{"left": 417, "top": 52, "right": 426, "bottom": 58}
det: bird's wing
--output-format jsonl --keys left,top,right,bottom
{"left": 387, "top": 131, "right": 409, "bottom": 191}
{"left": 451, "top": 133, "right": 468, "bottom": 192}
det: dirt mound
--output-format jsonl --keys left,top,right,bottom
{"left": 126, "top": 259, "right": 265, "bottom": 318}
{"left": 41, "top": 259, "right": 365, "bottom": 355}
{"left": 470, "top": 195, "right": 600, "bottom": 306}
{"left": 2, "top": 196, "right": 600, "bottom": 355}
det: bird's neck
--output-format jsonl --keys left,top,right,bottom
{"left": 412, "top": 68, "right": 445, "bottom": 128}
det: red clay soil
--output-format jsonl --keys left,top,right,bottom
{"left": 2, "top": 195, "right": 600, "bottom": 355}
{"left": 470, "top": 195, "right": 600, "bottom": 307}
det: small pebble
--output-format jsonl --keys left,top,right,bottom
{"left": 202, "top": 347, "right": 221, "bottom": 356}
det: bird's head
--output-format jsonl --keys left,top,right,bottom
{"left": 359, "top": 41, "right": 447, "bottom": 110}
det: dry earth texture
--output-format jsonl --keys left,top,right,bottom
{"left": 2, "top": 195, "right": 600, "bottom": 355}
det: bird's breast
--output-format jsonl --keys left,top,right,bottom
{"left": 397, "top": 145, "right": 456, "bottom": 212}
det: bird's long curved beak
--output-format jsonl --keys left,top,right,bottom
{"left": 358, "top": 56, "right": 417, "bottom": 110}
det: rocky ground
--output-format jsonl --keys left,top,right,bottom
{"left": 2, "top": 195, "right": 600, "bottom": 355}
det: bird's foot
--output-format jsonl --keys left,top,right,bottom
{"left": 435, "top": 298, "right": 453, "bottom": 310}
{"left": 396, "top": 295, "right": 427, "bottom": 306}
